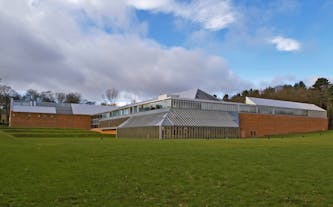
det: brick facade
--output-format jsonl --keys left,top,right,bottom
{"left": 239, "top": 113, "right": 328, "bottom": 138}
{"left": 9, "top": 112, "right": 91, "bottom": 129}
{"left": 9, "top": 111, "right": 329, "bottom": 137}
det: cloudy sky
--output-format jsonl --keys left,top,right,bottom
{"left": 0, "top": 0, "right": 332, "bottom": 102}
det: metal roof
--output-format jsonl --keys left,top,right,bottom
{"left": 12, "top": 105, "right": 56, "bottom": 114}
{"left": 171, "top": 89, "right": 218, "bottom": 101}
{"left": 246, "top": 97, "right": 326, "bottom": 112}
{"left": 118, "top": 109, "right": 239, "bottom": 128}
{"left": 118, "top": 112, "right": 168, "bottom": 128}
{"left": 71, "top": 104, "right": 116, "bottom": 115}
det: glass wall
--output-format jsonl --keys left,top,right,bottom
{"left": 171, "top": 99, "right": 240, "bottom": 112}
{"left": 171, "top": 98, "right": 320, "bottom": 117}
{"left": 274, "top": 107, "right": 307, "bottom": 116}
{"left": 257, "top": 106, "right": 274, "bottom": 114}
{"left": 98, "top": 98, "right": 325, "bottom": 122}
{"left": 161, "top": 126, "right": 239, "bottom": 139}
{"left": 202, "top": 102, "right": 239, "bottom": 112}
{"left": 138, "top": 99, "right": 172, "bottom": 112}
{"left": 239, "top": 105, "right": 257, "bottom": 113}
{"left": 100, "top": 99, "right": 172, "bottom": 120}
{"left": 171, "top": 99, "right": 201, "bottom": 109}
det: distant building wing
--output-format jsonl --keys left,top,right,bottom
{"left": 12, "top": 101, "right": 118, "bottom": 115}
{"left": 246, "top": 97, "right": 326, "bottom": 112}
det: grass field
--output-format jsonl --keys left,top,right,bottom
{"left": 1, "top": 129, "right": 333, "bottom": 206}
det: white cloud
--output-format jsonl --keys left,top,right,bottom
{"left": 270, "top": 36, "right": 301, "bottom": 52}
{"left": 259, "top": 75, "right": 297, "bottom": 88}
{"left": 0, "top": 0, "right": 250, "bottom": 101}
{"left": 126, "top": 0, "right": 236, "bottom": 31}
{"left": 126, "top": 0, "right": 172, "bottom": 10}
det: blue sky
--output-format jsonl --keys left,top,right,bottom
{"left": 0, "top": 0, "right": 332, "bottom": 102}
{"left": 133, "top": 0, "right": 333, "bottom": 87}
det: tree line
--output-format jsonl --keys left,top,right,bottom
{"left": 0, "top": 82, "right": 119, "bottom": 105}
{"left": 223, "top": 78, "right": 333, "bottom": 128}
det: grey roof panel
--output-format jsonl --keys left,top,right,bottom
{"left": 12, "top": 101, "right": 117, "bottom": 115}
{"left": 195, "top": 89, "right": 219, "bottom": 101}
{"left": 37, "top": 102, "right": 57, "bottom": 107}
{"left": 171, "top": 89, "right": 218, "bottom": 101}
{"left": 37, "top": 102, "right": 73, "bottom": 115}
{"left": 56, "top": 104, "right": 73, "bottom": 115}
{"left": 12, "top": 105, "right": 56, "bottom": 114}
{"left": 119, "top": 112, "right": 168, "bottom": 128}
{"left": 246, "top": 97, "right": 325, "bottom": 112}
{"left": 71, "top": 104, "right": 117, "bottom": 115}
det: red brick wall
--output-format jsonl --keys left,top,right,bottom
{"left": 9, "top": 112, "right": 91, "bottom": 129}
{"left": 239, "top": 113, "right": 328, "bottom": 138}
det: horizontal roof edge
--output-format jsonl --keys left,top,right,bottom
{"left": 246, "top": 97, "right": 326, "bottom": 112}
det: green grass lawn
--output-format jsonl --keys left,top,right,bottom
{"left": 1, "top": 129, "right": 333, "bottom": 206}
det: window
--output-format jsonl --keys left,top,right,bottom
{"left": 250, "top": 130, "right": 257, "bottom": 137}
{"left": 258, "top": 106, "right": 273, "bottom": 114}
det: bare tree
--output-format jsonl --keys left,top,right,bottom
{"left": 64, "top": 92, "right": 81, "bottom": 103}
{"left": 0, "top": 82, "right": 17, "bottom": 124}
{"left": 103, "top": 88, "right": 118, "bottom": 105}
{"left": 40, "top": 91, "right": 55, "bottom": 102}
{"left": 82, "top": 99, "right": 95, "bottom": 105}
{"left": 222, "top": 94, "right": 229, "bottom": 101}
{"left": 24, "top": 89, "right": 40, "bottom": 101}
{"left": 0, "top": 85, "right": 12, "bottom": 98}
{"left": 55, "top": 92, "right": 66, "bottom": 103}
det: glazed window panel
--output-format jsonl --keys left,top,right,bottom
{"left": 239, "top": 105, "right": 257, "bottom": 113}
{"left": 258, "top": 106, "right": 274, "bottom": 114}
